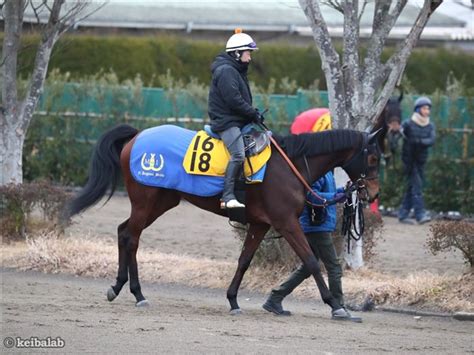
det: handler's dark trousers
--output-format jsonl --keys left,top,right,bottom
{"left": 270, "top": 232, "right": 344, "bottom": 307}
{"left": 399, "top": 163, "right": 426, "bottom": 221}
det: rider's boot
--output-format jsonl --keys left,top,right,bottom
{"left": 220, "top": 161, "right": 245, "bottom": 209}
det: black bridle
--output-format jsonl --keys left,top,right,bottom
{"left": 341, "top": 134, "right": 381, "bottom": 198}
{"left": 340, "top": 132, "right": 382, "bottom": 251}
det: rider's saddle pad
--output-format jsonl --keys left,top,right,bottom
{"left": 130, "top": 125, "right": 271, "bottom": 197}
{"left": 183, "top": 125, "right": 271, "bottom": 177}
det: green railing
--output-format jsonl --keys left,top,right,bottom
{"left": 27, "top": 84, "right": 473, "bottom": 213}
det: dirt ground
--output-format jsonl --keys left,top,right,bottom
{"left": 2, "top": 196, "right": 472, "bottom": 353}
{"left": 67, "top": 196, "right": 467, "bottom": 275}
{"left": 2, "top": 269, "right": 473, "bottom": 354}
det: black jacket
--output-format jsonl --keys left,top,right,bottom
{"left": 401, "top": 118, "right": 436, "bottom": 167}
{"left": 208, "top": 52, "right": 258, "bottom": 132}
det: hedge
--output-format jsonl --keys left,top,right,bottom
{"left": 14, "top": 34, "right": 474, "bottom": 94}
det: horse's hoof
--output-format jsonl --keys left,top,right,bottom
{"left": 229, "top": 308, "right": 242, "bottom": 315}
{"left": 107, "top": 287, "right": 117, "bottom": 302}
{"left": 136, "top": 300, "right": 150, "bottom": 307}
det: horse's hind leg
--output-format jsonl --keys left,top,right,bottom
{"left": 130, "top": 190, "right": 180, "bottom": 306}
{"left": 107, "top": 219, "right": 131, "bottom": 302}
{"left": 108, "top": 188, "right": 180, "bottom": 306}
{"left": 226, "top": 223, "right": 269, "bottom": 314}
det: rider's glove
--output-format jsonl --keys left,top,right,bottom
{"left": 253, "top": 108, "right": 265, "bottom": 124}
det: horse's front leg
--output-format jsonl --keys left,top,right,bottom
{"left": 278, "top": 218, "right": 342, "bottom": 311}
{"left": 227, "top": 223, "right": 270, "bottom": 314}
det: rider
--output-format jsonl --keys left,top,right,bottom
{"left": 208, "top": 29, "right": 262, "bottom": 209}
{"left": 262, "top": 110, "right": 362, "bottom": 322}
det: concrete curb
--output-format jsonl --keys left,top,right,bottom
{"left": 376, "top": 307, "right": 474, "bottom": 322}
{"left": 376, "top": 306, "right": 451, "bottom": 318}
{"left": 452, "top": 312, "right": 474, "bottom": 321}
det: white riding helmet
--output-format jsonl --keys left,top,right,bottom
{"left": 225, "top": 28, "right": 258, "bottom": 52}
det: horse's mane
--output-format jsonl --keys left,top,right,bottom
{"left": 274, "top": 129, "right": 364, "bottom": 159}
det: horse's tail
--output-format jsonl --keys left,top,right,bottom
{"left": 67, "top": 124, "right": 139, "bottom": 218}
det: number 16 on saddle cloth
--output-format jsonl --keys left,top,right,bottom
{"left": 182, "top": 130, "right": 271, "bottom": 180}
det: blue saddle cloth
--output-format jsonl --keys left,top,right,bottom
{"left": 130, "top": 125, "right": 266, "bottom": 197}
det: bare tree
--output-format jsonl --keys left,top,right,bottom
{"left": 298, "top": 0, "right": 443, "bottom": 129}
{"left": 0, "top": 0, "right": 104, "bottom": 185}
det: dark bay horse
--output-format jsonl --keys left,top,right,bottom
{"left": 67, "top": 125, "right": 382, "bottom": 313}
{"left": 374, "top": 92, "right": 404, "bottom": 159}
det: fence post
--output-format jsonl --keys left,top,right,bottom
{"left": 462, "top": 124, "right": 469, "bottom": 161}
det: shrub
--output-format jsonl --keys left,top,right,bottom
{"left": 427, "top": 220, "right": 474, "bottom": 268}
{"left": 12, "top": 34, "right": 474, "bottom": 94}
{"left": 334, "top": 205, "right": 384, "bottom": 265}
{"left": 0, "top": 182, "right": 71, "bottom": 241}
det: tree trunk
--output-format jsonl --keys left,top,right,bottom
{"left": 0, "top": 112, "right": 26, "bottom": 185}
{"left": 1, "top": 0, "right": 66, "bottom": 185}
{"left": 1, "top": 0, "right": 25, "bottom": 185}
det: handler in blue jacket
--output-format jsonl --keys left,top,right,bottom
{"left": 262, "top": 112, "right": 361, "bottom": 322}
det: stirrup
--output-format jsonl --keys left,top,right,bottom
{"left": 220, "top": 199, "right": 245, "bottom": 209}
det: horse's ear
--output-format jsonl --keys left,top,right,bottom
{"left": 368, "top": 128, "right": 383, "bottom": 144}
{"left": 398, "top": 91, "right": 404, "bottom": 103}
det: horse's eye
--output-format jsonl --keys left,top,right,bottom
{"left": 368, "top": 156, "right": 378, "bottom": 166}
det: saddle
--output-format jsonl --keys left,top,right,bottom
{"left": 204, "top": 123, "right": 271, "bottom": 157}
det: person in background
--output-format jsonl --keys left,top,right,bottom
{"left": 262, "top": 110, "right": 362, "bottom": 322}
{"left": 398, "top": 97, "right": 436, "bottom": 224}
{"left": 208, "top": 29, "right": 262, "bottom": 209}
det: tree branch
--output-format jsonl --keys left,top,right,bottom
{"left": 0, "top": 1, "right": 5, "bottom": 20}
{"left": 299, "top": 0, "right": 348, "bottom": 127}
{"left": 20, "top": 0, "right": 102, "bottom": 128}
{"left": 360, "top": 0, "right": 408, "bottom": 120}
{"left": 342, "top": 0, "right": 362, "bottom": 127}
{"left": 2, "top": 0, "right": 25, "bottom": 113}
{"left": 370, "top": 0, "right": 443, "bottom": 124}
{"left": 321, "top": 0, "right": 343, "bottom": 13}
{"left": 29, "top": 0, "right": 48, "bottom": 25}
{"left": 358, "top": 0, "right": 368, "bottom": 22}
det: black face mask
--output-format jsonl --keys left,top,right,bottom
{"left": 240, "top": 61, "right": 250, "bottom": 69}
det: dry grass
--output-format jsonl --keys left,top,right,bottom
{"left": 1, "top": 233, "right": 472, "bottom": 313}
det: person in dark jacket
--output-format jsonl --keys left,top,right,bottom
{"left": 208, "top": 29, "right": 261, "bottom": 209}
{"left": 262, "top": 112, "right": 361, "bottom": 322}
{"left": 398, "top": 97, "right": 436, "bottom": 224}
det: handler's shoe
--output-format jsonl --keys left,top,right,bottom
{"left": 398, "top": 217, "right": 415, "bottom": 225}
{"left": 417, "top": 214, "right": 431, "bottom": 225}
{"left": 220, "top": 199, "right": 245, "bottom": 209}
{"left": 262, "top": 297, "right": 291, "bottom": 316}
{"left": 331, "top": 308, "right": 363, "bottom": 323}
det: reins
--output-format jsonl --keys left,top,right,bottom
{"left": 341, "top": 193, "right": 365, "bottom": 253}
{"left": 268, "top": 134, "right": 328, "bottom": 207}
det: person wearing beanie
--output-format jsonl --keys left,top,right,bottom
{"left": 398, "top": 97, "right": 436, "bottom": 224}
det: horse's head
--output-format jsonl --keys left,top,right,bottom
{"left": 342, "top": 129, "right": 383, "bottom": 203}
{"left": 373, "top": 93, "right": 403, "bottom": 153}
{"left": 384, "top": 93, "right": 403, "bottom": 126}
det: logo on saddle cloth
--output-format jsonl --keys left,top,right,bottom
{"left": 183, "top": 130, "right": 271, "bottom": 178}
{"left": 140, "top": 153, "right": 164, "bottom": 173}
